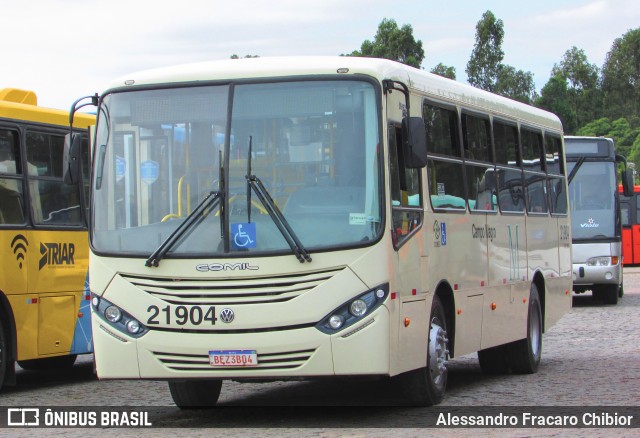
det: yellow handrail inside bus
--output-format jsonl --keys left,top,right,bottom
{"left": 161, "top": 175, "right": 189, "bottom": 222}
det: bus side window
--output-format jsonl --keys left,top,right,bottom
{"left": 389, "top": 124, "right": 422, "bottom": 247}
{"left": 0, "top": 129, "right": 25, "bottom": 224}
{"left": 26, "top": 131, "right": 82, "bottom": 226}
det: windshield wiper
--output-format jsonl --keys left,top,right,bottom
{"left": 146, "top": 191, "right": 223, "bottom": 267}
{"left": 245, "top": 138, "right": 311, "bottom": 263}
{"left": 568, "top": 156, "right": 585, "bottom": 185}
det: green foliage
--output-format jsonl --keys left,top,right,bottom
{"left": 348, "top": 19, "right": 424, "bottom": 68}
{"left": 576, "top": 117, "right": 640, "bottom": 171}
{"left": 466, "top": 11, "right": 504, "bottom": 91}
{"left": 430, "top": 63, "right": 456, "bottom": 80}
{"left": 576, "top": 117, "right": 612, "bottom": 137}
{"left": 602, "top": 28, "right": 640, "bottom": 121}
{"left": 466, "top": 11, "right": 535, "bottom": 104}
{"left": 494, "top": 65, "right": 537, "bottom": 104}
{"left": 535, "top": 74, "right": 577, "bottom": 133}
{"left": 548, "top": 47, "right": 602, "bottom": 130}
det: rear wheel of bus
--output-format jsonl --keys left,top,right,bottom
{"left": 169, "top": 379, "right": 223, "bottom": 408}
{"left": 400, "top": 294, "right": 449, "bottom": 406}
{"left": 593, "top": 284, "right": 619, "bottom": 305}
{"left": 507, "top": 283, "right": 542, "bottom": 374}
{"left": 0, "top": 323, "right": 6, "bottom": 389}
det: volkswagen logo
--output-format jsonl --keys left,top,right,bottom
{"left": 220, "top": 308, "right": 235, "bottom": 323}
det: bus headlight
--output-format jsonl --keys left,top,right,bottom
{"left": 316, "top": 284, "right": 388, "bottom": 334}
{"left": 350, "top": 299, "right": 368, "bottom": 317}
{"left": 328, "top": 315, "right": 345, "bottom": 329}
{"left": 91, "top": 294, "right": 148, "bottom": 338}
{"left": 104, "top": 306, "right": 122, "bottom": 323}
{"left": 587, "top": 256, "right": 615, "bottom": 266}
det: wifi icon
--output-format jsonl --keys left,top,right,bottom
{"left": 11, "top": 234, "right": 28, "bottom": 269}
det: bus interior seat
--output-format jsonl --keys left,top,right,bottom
{"left": 0, "top": 186, "right": 24, "bottom": 224}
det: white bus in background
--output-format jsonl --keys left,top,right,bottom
{"left": 66, "top": 57, "right": 572, "bottom": 407}
{"left": 565, "top": 136, "right": 634, "bottom": 304}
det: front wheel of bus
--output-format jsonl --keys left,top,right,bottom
{"left": 0, "top": 324, "right": 6, "bottom": 389}
{"left": 168, "top": 379, "right": 223, "bottom": 409}
{"left": 400, "top": 295, "right": 449, "bottom": 406}
{"left": 508, "top": 284, "right": 542, "bottom": 374}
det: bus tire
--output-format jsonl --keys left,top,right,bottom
{"left": 400, "top": 295, "right": 449, "bottom": 406}
{"left": 0, "top": 323, "right": 6, "bottom": 389}
{"left": 478, "top": 344, "right": 509, "bottom": 374}
{"left": 168, "top": 379, "right": 223, "bottom": 409}
{"left": 602, "top": 285, "right": 619, "bottom": 305}
{"left": 18, "top": 354, "right": 77, "bottom": 371}
{"left": 507, "top": 284, "right": 542, "bottom": 374}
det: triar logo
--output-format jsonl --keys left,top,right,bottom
{"left": 39, "top": 242, "right": 76, "bottom": 270}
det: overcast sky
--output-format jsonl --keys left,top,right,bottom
{"left": 2, "top": 0, "right": 638, "bottom": 110}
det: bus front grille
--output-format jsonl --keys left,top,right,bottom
{"left": 120, "top": 267, "right": 344, "bottom": 306}
{"left": 151, "top": 348, "right": 316, "bottom": 371}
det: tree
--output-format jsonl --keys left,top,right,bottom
{"left": 576, "top": 117, "right": 640, "bottom": 161}
{"left": 465, "top": 10, "right": 535, "bottom": 104}
{"left": 549, "top": 47, "right": 601, "bottom": 129}
{"left": 230, "top": 54, "right": 259, "bottom": 59}
{"left": 430, "top": 63, "right": 456, "bottom": 80}
{"left": 348, "top": 18, "right": 425, "bottom": 68}
{"left": 494, "top": 65, "right": 537, "bottom": 104}
{"left": 535, "top": 74, "right": 577, "bottom": 133}
{"left": 602, "top": 28, "right": 640, "bottom": 123}
{"left": 466, "top": 11, "right": 504, "bottom": 92}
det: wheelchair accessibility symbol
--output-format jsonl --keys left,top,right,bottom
{"left": 231, "top": 223, "right": 257, "bottom": 249}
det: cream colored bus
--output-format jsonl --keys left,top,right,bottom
{"left": 70, "top": 57, "right": 572, "bottom": 407}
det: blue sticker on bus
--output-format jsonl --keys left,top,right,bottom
{"left": 231, "top": 223, "right": 256, "bottom": 249}
{"left": 140, "top": 160, "right": 159, "bottom": 184}
{"left": 441, "top": 222, "right": 447, "bottom": 246}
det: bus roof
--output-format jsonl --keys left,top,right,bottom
{"left": 105, "top": 56, "right": 562, "bottom": 133}
{"left": 0, "top": 88, "right": 95, "bottom": 129}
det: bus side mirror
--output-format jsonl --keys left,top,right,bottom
{"left": 621, "top": 169, "right": 634, "bottom": 197}
{"left": 63, "top": 133, "right": 82, "bottom": 185}
{"left": 402, "top": 116, "right": 427, "bottom": 168}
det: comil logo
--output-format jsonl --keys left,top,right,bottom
{"left": 39, "top": 242, "right": 76, "bottom": 270}
{"left": 10, "top": 234, "right": 28, "bottom": 269}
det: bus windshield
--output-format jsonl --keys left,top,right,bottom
{"left": 92, "top": 80, "right": 383, "bottom": 258}
{"left": 567, "top": 160, "right": 617, "bottom": 239}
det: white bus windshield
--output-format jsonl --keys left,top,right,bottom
{"left": 567, "top": 160, "right": 617, "bottom": 239}
{"left": 91, "top": 80, "right": 383, "bottom": 258}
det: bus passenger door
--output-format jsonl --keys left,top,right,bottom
{"left": 387, "top": 101, "right": 428, "bottom": 374}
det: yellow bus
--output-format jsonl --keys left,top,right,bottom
{"left": 0, "top": 88, "right": 94, "bottom": 388}
{"left": 75, "top": 57, "right": 572, "bottom": 406}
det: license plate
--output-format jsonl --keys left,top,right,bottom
{"left": 209, "top": 350, "right": 258, "bottom": 367}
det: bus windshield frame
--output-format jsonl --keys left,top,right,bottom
{"left": 91, "top": 78, "right": 385, "bottom": 259}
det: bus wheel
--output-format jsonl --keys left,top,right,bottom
{"left": 602, "top": 285, "right": 619, "bottom": 305}
{"left": 18, "top": 355, "right": 77, "bottom": 370}
{"left": 0, "top": 324, "right": 6, "bottom": 389}
{"left": 507, "top": 284, "right": 542, "bottom": 374}
{"left": 478, "top": 344, "right": 509, "bottom": 374}
{"left": 168, "top": 380, "right": 223, "bottom": 409}
{"left": 400, "top": 295, "right": 449, "bottom": 406}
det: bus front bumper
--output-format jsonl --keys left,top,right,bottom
{"left": 572, "top": 263, "right": 621, "bottom": 288}
{"left": 92, "top": 306, "right": 390, "bottom": 380}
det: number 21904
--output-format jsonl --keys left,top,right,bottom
{"left": 147, "top": 305, "right": 217, "bottom": 326}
